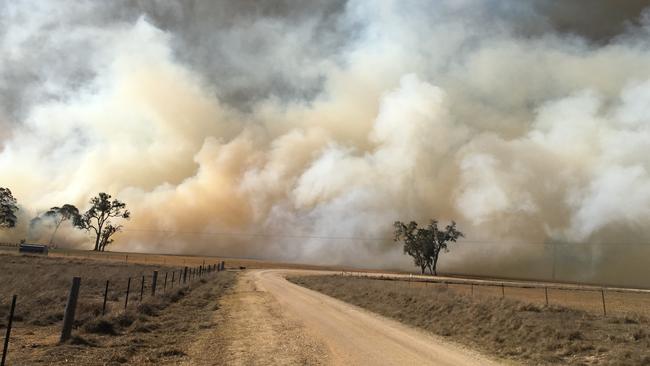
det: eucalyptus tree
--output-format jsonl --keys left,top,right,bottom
{"left": 76, "top": 193, "right": 130, "bottom": 251}
{"left": 0, "top": 187, "right": 18, "bottom": 229}
{"left": 394, "top": 220, "right": 463, "bottom": 275}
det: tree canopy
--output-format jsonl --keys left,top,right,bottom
{"left": 43, "top": 204, "right": 80, "bottom": 247}
{"left": 0, "top": 187, "right": 19, "bottom": 229}
{"left": 394, "top": 220, "right": 463, "bottom": 275}
{"left": 76, "top": 193, "right": 130, "bottom": 251}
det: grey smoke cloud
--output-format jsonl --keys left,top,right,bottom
{"left": 1, "top": 1, "right": 650, "bottom": 286}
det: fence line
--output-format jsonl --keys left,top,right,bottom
{"left": 338, "top": 271, "right": 650, "bottom": 317}
{"left": 0, "top": 260, "right": 227, "bottom": 363}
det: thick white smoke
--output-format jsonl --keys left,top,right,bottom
{"left": 2, "top": 1, "right": 650, "bottom": 285}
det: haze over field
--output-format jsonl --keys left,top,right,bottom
{"left": 2, "top": 1, "right": 650, "bottom": 284}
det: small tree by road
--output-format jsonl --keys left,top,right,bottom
{"left": 75, "top": 193, "right": 130, "bottom": 251}
{"left": 0, "top": 187, "right": 19, "bottom": 229}
{"left": 394, "top": 220, "right": 463, "bottom": 275}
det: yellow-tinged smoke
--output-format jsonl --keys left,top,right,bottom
{"left": 2, "top": 1, "right": 650, "bottom": 286}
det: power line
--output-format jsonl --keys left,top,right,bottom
{"left": 119, "top": 228, "right": 650, "bottom": 246}
{"left": 122, "top": 228, "right": 391, "bottom": 241}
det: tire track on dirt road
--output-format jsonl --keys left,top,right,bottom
{"left": 184, "top": 270, "right": 328, "bottom": 365}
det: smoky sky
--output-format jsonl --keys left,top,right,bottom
{"left": 2, "top": 1, "right": 650, "bottom": 286}
{"left": 2, "top": 0, "right": 648, "bottom": 122}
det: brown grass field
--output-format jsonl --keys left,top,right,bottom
{"left": 289, "top": 275, "right": 650, "bottom": 365}
{"left": 14, "top": 245, "right": 650, "bottom": 319}
{"left": 0, "top": 251, "right": 236, "bottom": 365}
{"left": 401, "top": 280, "right": 650, "bottom": 318}
{"left": 39, "top": 247, "right": 337, "bottom": 271}
{"left": 3, "top": 245, "right": 650, "bottom": 365}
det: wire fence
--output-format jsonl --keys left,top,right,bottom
{"left": 338, "top": 271, "right": 650, "bottom": 318}
{"left": 0, "top": 260, "right": 226, "bottom": 366}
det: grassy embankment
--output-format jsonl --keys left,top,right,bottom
{"left": 0, "top": 253, "right": 236, "bottom": 365}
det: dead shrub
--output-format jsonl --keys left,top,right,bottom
{"left": 132, "top": 319, "right": 159, "bottom": 333}
{"left": 83, "top": 317, "right": 117, "bottom": 335}
{"left": 166, "top": 287, "right": 187, "bottom": 303}
{"left": 158, "top": 348, "right": 187, "bottom": 357}
{"left": 112, "top": 312, "right": 136, "bottom": 328}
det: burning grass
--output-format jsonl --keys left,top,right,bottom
{"left": 289, "top": 275, "right": 650, "bottom": 365}
{"left": 0, "top": 252, "right": 237, "bottom": 365}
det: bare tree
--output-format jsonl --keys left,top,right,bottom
{"left": 0, "top": 187, "right": 18, "bottom": 229}
{"left": 394, "top": 220, "right": 463, "bottom": 275}
{"left": 75, "top": 193, "right": 130, "bottom": 251}
{"left": 43, "top": 204, "right": 80, "bottom": 247}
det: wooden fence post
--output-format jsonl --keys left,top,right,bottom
{"left": 171, "top": 271, "right": 175, "bottom": 288}
{"left": 471, "top": 283, "right": 474, "bottom": 297}
{"left": 102, "top": 280, "right": 109, "bottom": 315}
{"left": 163, "top": 272, "right": 168, "bottom": 293}
{"left": 601, "top": 289, "right": 607, "bottom": 316}
{"left": 124, "top": 277, "right": 131, "bottom": 310}
{"left": 1, "top": 295, "right": 17, "bottom": 366}
{"left": 139, "top": 276, "right": 145, "bottom": 302}
{"left": 183, "top": 267, "right": 188, "bottom": 284}
{"left": 151, "top": 271, "right": 158, "bottom": 296}
{"left": 545, "top": 287, "right": 549, "bottom": 306}
{"left": 60, "top": 277, "right": 81, "bottom": 342}
{"left": 501, "top": 283, "right": 505, "bottom": 298}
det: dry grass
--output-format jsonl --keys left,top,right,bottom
{"left": 0, "top": 252, "right": 237, "bottom": 365}
{"left": 289, "top": 275, "right": 650, "bottom": 366}
{"left": 45, "top": 247, "right": 339, "bottom": 271}
{"left": 346, "top": 273, "right": 650, "bottom": 318}
{"left": 417, "top": 280, "right": 650, "bottom": 318}
{"left": 0, "top": 252, "right": 188, "bottom": 327}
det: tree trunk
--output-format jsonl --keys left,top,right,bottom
{"left": 48, "top": 219, "right": 63, "bottom": 247}
{"left": 93, "top": 233, "right": 100, "bottom": 251}
{"left": 93, "top": 221, "right": 104, "bottom": 251}
{"left": 431, "top": 251, "right": 440, "bottom": 276}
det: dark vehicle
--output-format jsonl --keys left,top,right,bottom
{"left": 18, "top": 243, "right": 49, "bottom": 255}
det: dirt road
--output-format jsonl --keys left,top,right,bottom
{"left": 212, "top": 269, "right": 501, "bottom": 366}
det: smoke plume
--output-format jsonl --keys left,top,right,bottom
{"left": 2, "top": 1, "right": 650, "bottom": 286}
